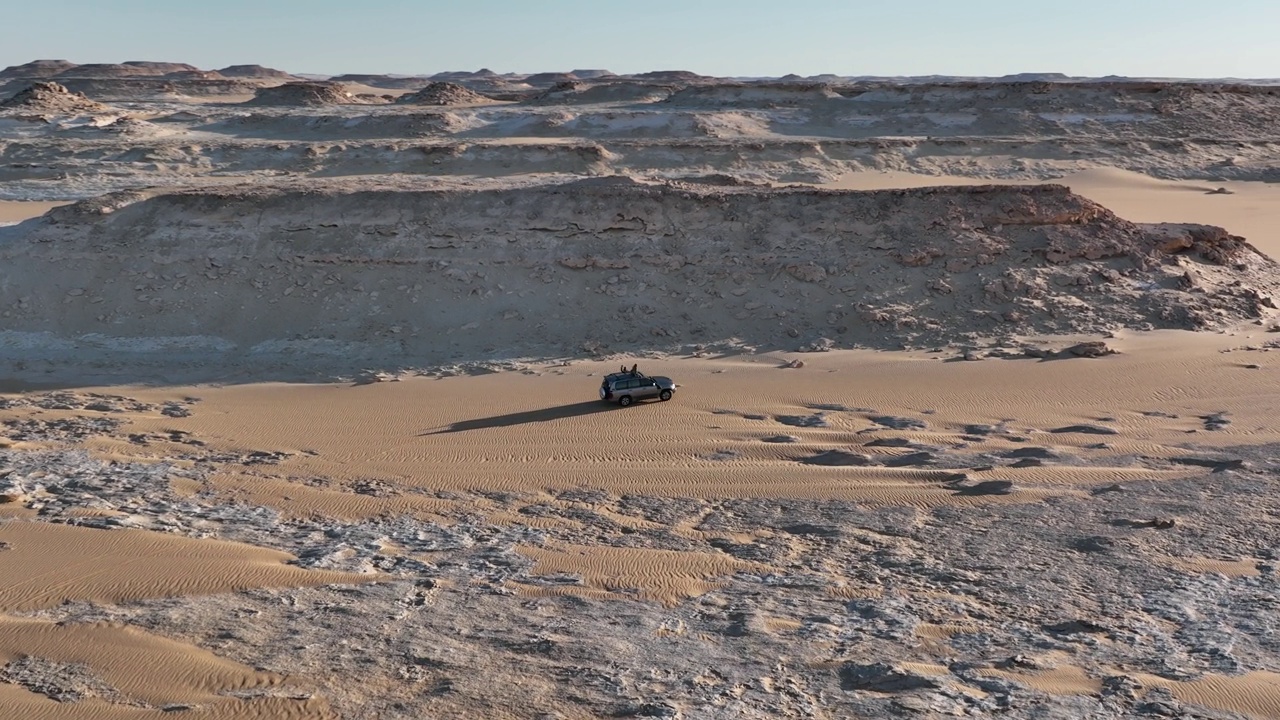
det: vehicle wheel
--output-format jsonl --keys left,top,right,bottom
{"left": 618, "top": 396, "right": 633, "bottom": 407}
{"left": 659, "top": 389, "right": 673, "bottom": 401}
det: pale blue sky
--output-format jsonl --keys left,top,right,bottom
{"left": 6, "top": 0, "right": 1279, "bottom": 78}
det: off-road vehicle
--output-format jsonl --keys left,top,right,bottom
{"left": 599, "top": 368, "right": 676, "bottom": 406}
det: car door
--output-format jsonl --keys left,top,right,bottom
{"left": 636, "top": 378, "right": 660, "bottom": 400}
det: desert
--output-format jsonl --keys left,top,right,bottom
{"left": 2, "top": 50, "right": 1280, "bottom": 720}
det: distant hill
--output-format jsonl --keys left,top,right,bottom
{"left": 999, "top": 73, "right": 1072, "bottom": 82}
{"left": 53, "top": 63, "right": 182, "bottom": 79}
{"left": 430, "top": 69, "right": 505, "bottom": 82}
{"left": 0, "top": 59, "right": 78, "bottom": 79}
{"left": 217, "top": 65, "right": 295, "bottom": 80}
{"left": 522, "top": 72, "right": 579, "bottom": 86}
{"left": 629, "top": 70, "right": 712, "bottom": 82}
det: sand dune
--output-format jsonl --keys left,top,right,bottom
{"left": 0, "top": 521, "right": 377, "bottom": 611}
{"left": 986, "top": 664, "right": 1280, "bottom": 719}
{"left": 0, "top": 518, "right": 367, "bottom": 716}
{"left": 0, "top": 618, "right": 337, "bottom": 718}
{"left": 1133, "top": 670, "right": 1280, "bottom": 718}
{"left": 1163, "top": 556, "right": 1262, "bottom": 577}
{"left": 981, "top": 664, "right": 1104, "bottom": 696}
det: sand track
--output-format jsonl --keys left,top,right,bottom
{"left": 48, "top": 332, "right": 1280, "bottom": 510}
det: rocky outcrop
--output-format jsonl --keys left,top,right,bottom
{"left": 54, "top": 62, "right": 199, "bottom": 78}
{"left": 7, "top": 71, "right": 1280, "bottom": 192}
{"left": 2, "top": 180, "right": 1274, "bottom": 374}
{"left": 666, "top": 82, "right": 843, "bottom": 107}
{"left": 529, "top": 81, "right": 675, "bottom": 105}
{"left": 243, "top": 81, "right": 360, "bottom": 106}
{"left": 0, "top": 81, "right": 112, "bottom": 115}
{"left": 839, "top": 663, "right": 942, "bottom": 692}
{"left": 163, "top": 70, "right": 226, "bottom": 80}
{"left": 48, "top": 78, "right": 269, "bottom": 102}
{"left": 396, "top": 82, "right": 491, "bottom": 106}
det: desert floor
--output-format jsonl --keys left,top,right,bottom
{"left": 5, "top": 323, "right": 1280, "bottom": 717}
{"left": 4, "top": 71, "right": 1280, "bottom": 718}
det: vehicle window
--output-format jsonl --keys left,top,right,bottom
{"left": 622, "top": 380, "right": 637, "bottom": 390}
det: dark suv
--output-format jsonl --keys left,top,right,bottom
{"left": 600, "top": 369, "right": 677, "bottom": 406}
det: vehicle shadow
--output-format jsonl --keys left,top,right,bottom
{"left": 422, "top": 400, "right": 616, "bottom": 435}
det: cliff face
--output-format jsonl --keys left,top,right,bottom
{"left": 1, "top": 179, "right": 1273, "bottom": 377}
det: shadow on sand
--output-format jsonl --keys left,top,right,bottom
{"left": 423, "top": 400, "right": 616, "bottom": 435}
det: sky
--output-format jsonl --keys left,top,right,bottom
{"left": 5, "top": 0, "right": 1280, "bottom": 79}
